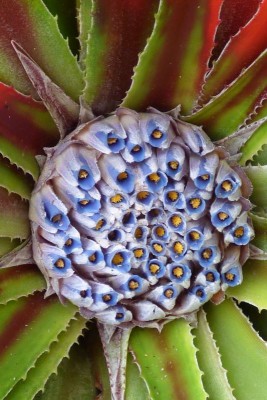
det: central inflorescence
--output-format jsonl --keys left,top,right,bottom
{"left": 30, "top": 108, "right": 254, "bottom": 326}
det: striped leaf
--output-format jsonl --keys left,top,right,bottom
{"left": 6, "top": 316, "right": 87, "bottom": 400}
{"left": 84, "top": 0, "right": 158, "bottom": 114}
{"left": 194, "top": 309, "right": 235, "bottom": 400}
{"left": 206, "top": 300, "right": 267, "bottom": 400}
{"left": 0, "top": 0, "right": 83, "bottom": 100}
{"left": 123, "top": 0, "right": 223, "bottom": 114}
{"left": 0, "top": 188, "right": 30, "bottom": 240}
{"left": 130, "top": 319, "right": 207, "bottom": 400}
{"left": 0, "top": 292, "right": 76, "bottom": 399}
{"left": 0, "top": 83, "right": 58, "bottom": 179}
{"left": 202, "top": 0, "right": 267, "bottom": 103}
{"left": 0, "top": 265, "right": 45, "bottom": 305}
{"left": 186, "top": 50, "right": 267, "bottom": 140}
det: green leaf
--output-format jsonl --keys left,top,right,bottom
{"left": 249, "top": 212, "right": 267, "bottom": 251}
{"left": 77, "top": 0, "right": 93, "bottom": 69}
{"left": 201, "top": 0, "right": 267, "bottom": 104}
{"left": 0, "top": 83, "right": 58, "bottom": 180}
{"left": 6, "top": 316, "right": 87, "bottom": 400}
{"left": 0, "top": 156, "right": 33, "bottom": 200}
{"left": 206, "top": 300, "right": 267, "bottom": 400}
{"left": 35, "top": 334, "right": 97, "bottom": 400}
{"left": 130, "top": 319, "right": 207, "bottom": 400}
{"left": 243, "top": 165, "right": 267, "bottom": 210}
{"left": 238, "top": 120, "right": 267, "bottom": 166}
{"left": 42, "top": 0, "right": 79, "bottom": 56}
{"left": 123, "top": 0, "right": 223, "bottom": 114}
{"left": 0, "top": 189, "right": 30, "bottom": 240}
{"left": 0, "top": 0, "right": 83, "bottom": 101}
{"left": 0, "top": 238, "right": 21, "bottom": 257}
{"left": 186, "top": 50, "right": 267, "bottom": 140}
{"left": 84, "top": 0, "right": 158, "bottom": 115}
{"left": 0, "top": 265, "right": 46, "bottom": 305}
{"left": 194, "top": 309, "right": 235, "bottom": 400}
{"left": 227, "top": 259, "right": 267, "bottom": 311}
{"left": 0, "top": 292, "right": 76, "bottom": 399}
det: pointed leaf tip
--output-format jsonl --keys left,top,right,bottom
{"left": 13, "top": 41, "right": 79, "bottom": 137}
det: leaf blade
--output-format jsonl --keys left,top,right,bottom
{"left": 0, "top": 265, "right": 46, "bottom": 305}
{"left": 130, "top": 319, "right": 207, "bottom": 400}
{"left": 0, "top": 0, "right": 83, "bottom": 100}
{"left": 186, "top": 50, "right": 267, "bottom": 140}
{"left": 206, "top": 300, "right": 267, "bottom": 400}
{"left": 123, "top": 0, "right": 223, "bottom": 114}
{"left": 0, "top": 292, "right": 77, "bottom": 399}
{"left": 84, "top": 0, "right": 158, "bottom": 115}
{"left": 6, "top": 316, "right": 87, "bottom": 400}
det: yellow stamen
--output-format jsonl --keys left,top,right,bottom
{"left": 225, "top": 272, "right": 235, "bottom": 281}
{"left": 234, "top": 227, "right": 244, "bottom": 238}
{"left": 108, "top": 137, "right": 118, "bottom": 145}
{"left": 115, "top": 313, "right": 124, "bottom": 319}
{"left": 95, "top": 219, "right": 105, "bottom": 230}
{"left": 171, "top": 215, "right": 182, "bottom": 227}
{"left": 52, "top": 214, "right": 62, "bottom": 223}
{"left": 137, "top": 191, "right": 150, "bottom": 200}
{"left": 164, "top": 288, "right": 174, "bottom": 298}
{"left": 65, "top": 238, "right": 73, "bottom": 247}
{"left": 218, "top": 212, "right": 228, "bottom": 221}
{"left": 128, "top": 280, "right": 139, "bottom": 290}
{"left": 152, "top": 129, "right": 163, "bottom": 139}
{"left": 79, "top": 199, "right": 89, "bottom": 206}
{"left": 202, "top": 248, "right": 212, "bottom": 260}
{"left": 168, "top": 191, "right": 179, "bottom": 202}
{"left": 189, "top": 231, "right": 200, "bottom": 241}
{"left": 172, "top": 266, "right": 184, "bottom": 278}
{"left": 173, "top": 241, "right": 184, "bottom": 254}
{"left": 134, "top": 248, "right": 144, "bottom": 259}
{"left": 155, "top": 226, "right": 165, "bottom": 237}
{"left": 112, "top": 252, "right": 124, "bottom": 265}
{"left": 221, "top": 180, "right": 232, "bottom": 192}
{"left": 117, "top": 171, "right": 128, "bottom": 181}
{"left": 190, "top": 198, "right": 201, "bottom": 209}
{"left": 135, "top": 227, "right": 143, "bottom": 239}
{"left": 102, "top": 294, "right": 112, "bottom": 302}
{"left": 132, "top": 145, "right": 141, "bottom": 152}
{"left": 89, "top": 253, "right": 96, "bottom": 262}
{"left": 78, "top": 169, "right": 89, "bottom": 179}
{"left": 110, "top": 194, "right": 123, "bottom": 204}
{"left": 153, "top": 243, "right": 163, "bottom": 253}
{"left": 200, "top": 174, "right": 209, "bottom": 181}
{"left": 148, "top": 172, "right": 161, "bottom": 183}
{"left": 54, "top": 258, "right": 65, "bottom": 269}
{"left": 168, "top": 161, "right": 179, "bottom": 170}
{"left": 149, "top": 263, "right": 160, "bottom": 274}
{"left": 206, "top": 272, "right": 215, "bottom": 282}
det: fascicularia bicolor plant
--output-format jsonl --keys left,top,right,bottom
{"left": 1, "top": 1, "right": 267, "bottom": 400}
{"left": 30, "top": 107, "right": 254, "bottom": 328}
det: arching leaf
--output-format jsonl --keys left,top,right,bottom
{"left": 123, "top": 0, "right": 223, "bottom": 114}
{"left": 0, "top": 0, "right": 83, "bottom": 100}
{"left": 84, "top": 0, "right": 159, "bottom": 115}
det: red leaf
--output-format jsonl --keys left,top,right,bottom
{"left": 123, "top": 0, "right": 223, "bottom": 114}
{"left": 212, "top": 0, "right": 261, "bottom": 62}
{"left": 202, "top": 0, "right": 267, "bottom": 103}
{"left": 84, "top": 0, "right": 159, "bottom": 115}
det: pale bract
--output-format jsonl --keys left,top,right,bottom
{"left": 29, "top": 108, "right": 254, "bottom": 327}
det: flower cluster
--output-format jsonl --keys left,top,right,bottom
{"left": 30, "top": 108, "right": 254, "bottom": 326}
